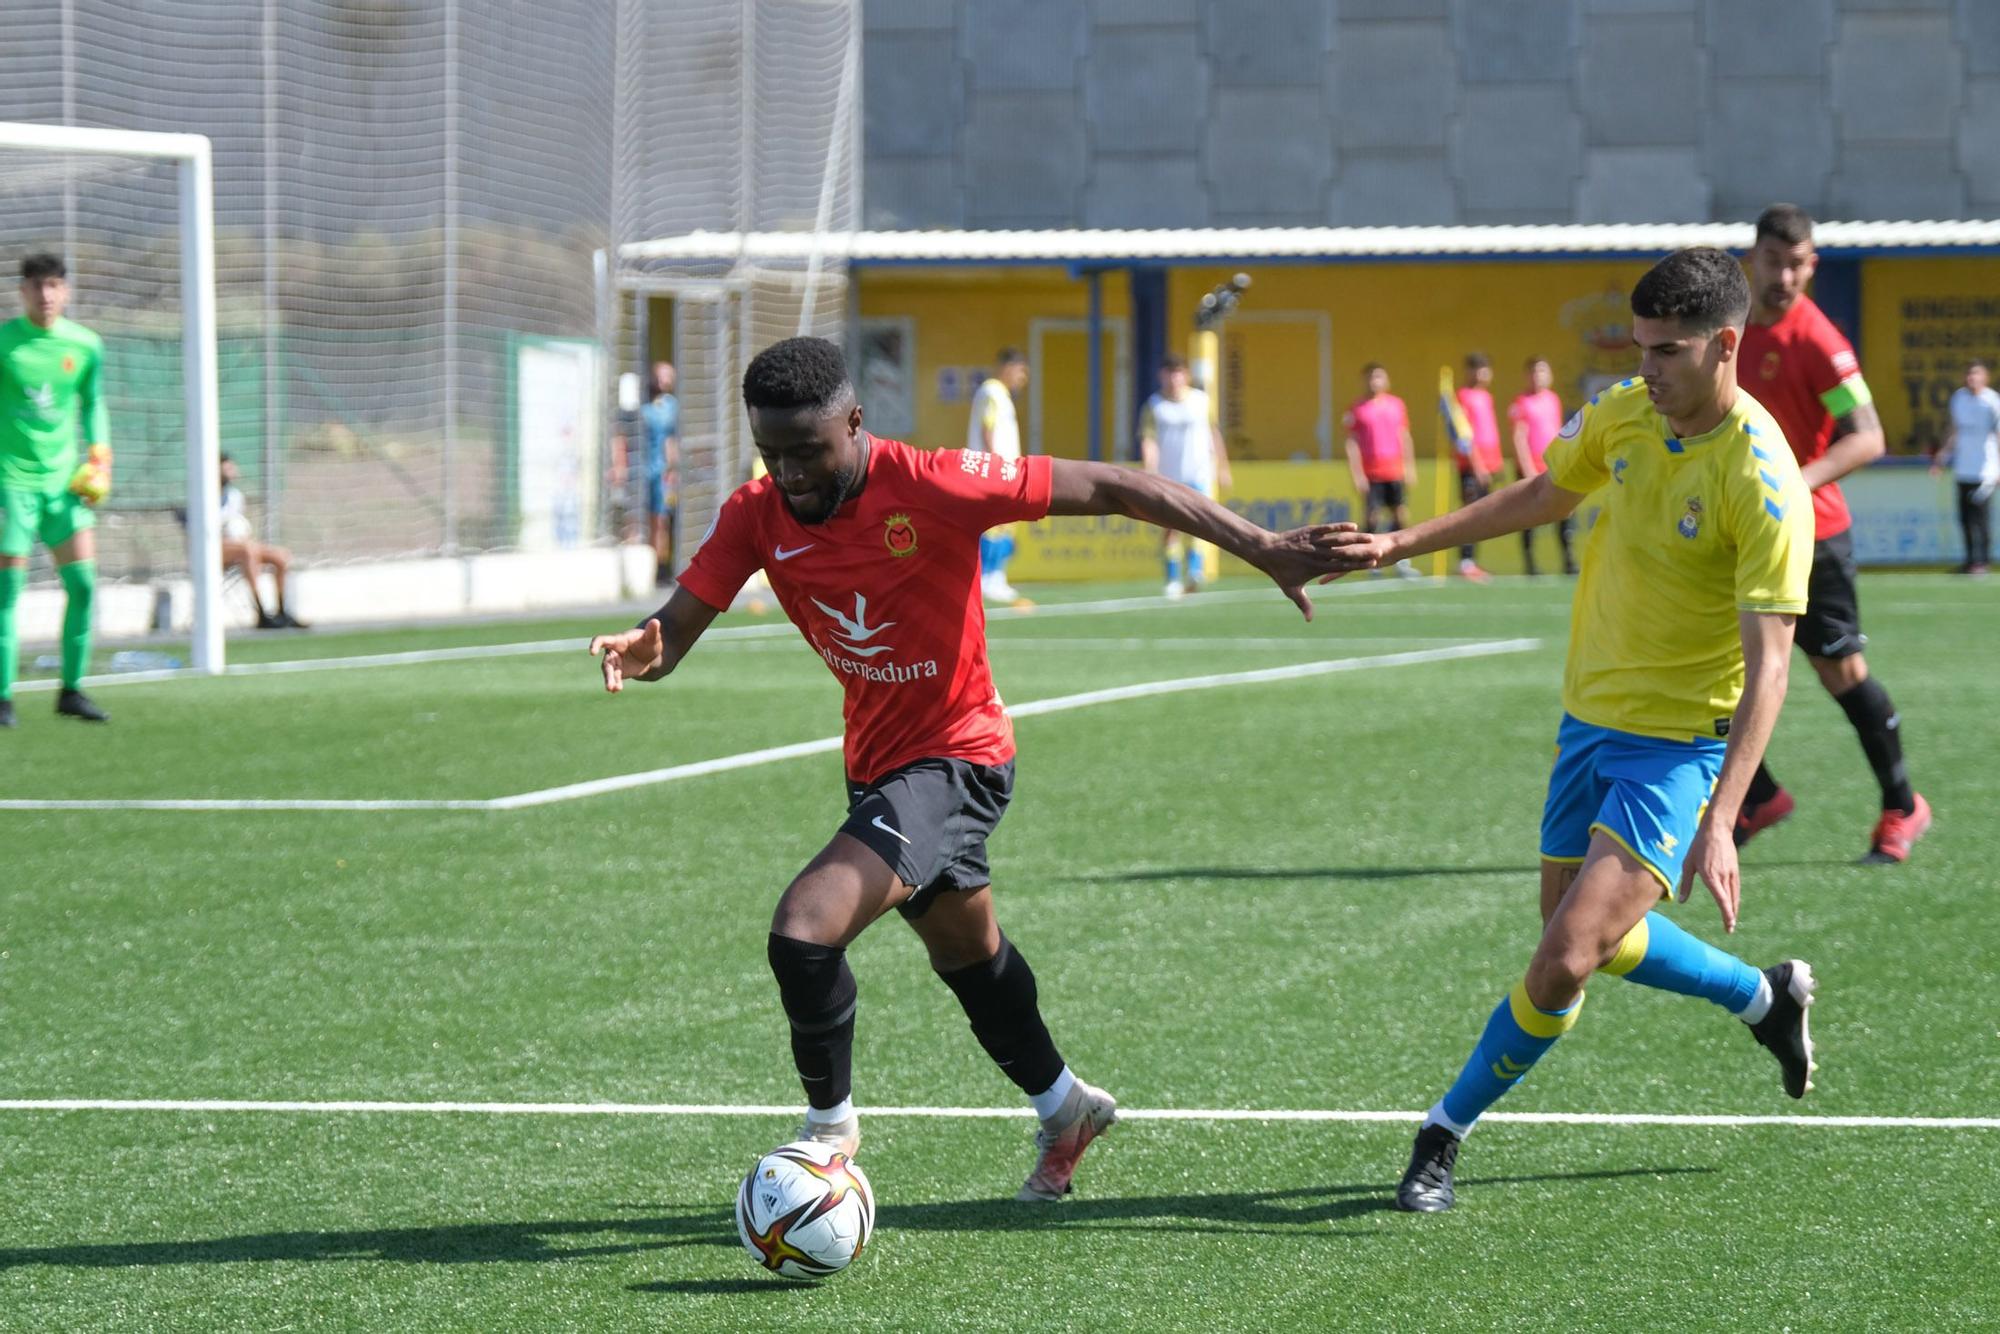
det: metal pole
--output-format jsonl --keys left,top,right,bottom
{"left": 180, "top": 143, "right": 224, "bottom": 674}
{"left": 261, "top": 0, "right": 281, "bottom": 540}
{"left": 440, "top": 0, "right": 460, "bottom": 553}
{"left": 60, "top": 0, "right": 75, "bottom": 265}
{"left": 1087, "top": 269, "right": 1104, "bottom": 463}
{"left": 593, "top": 247, "right": 610, "bottom": 544}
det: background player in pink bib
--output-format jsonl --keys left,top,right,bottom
{"left": 1508, "top": 356, "right": 1575, "bottom": 576}
{"left": 1453, "top": 353, "right": 1505, "bottom": 582}
{"left": 1344, "top": 363, "right": 1418, "bottom": 575}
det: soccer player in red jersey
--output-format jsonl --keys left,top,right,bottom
{"left": 590, "top": 338, "right": 1348, "bottom": 1201}
{"left": 1737, "top": 204, "right": 1930, "bottom": 863}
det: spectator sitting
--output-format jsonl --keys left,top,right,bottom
{"left": 218, "top": 453, "right": 305, "bottom": 629}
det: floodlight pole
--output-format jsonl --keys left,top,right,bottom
{"left": 0, "top": 121, "right": 224, "bottom": 673}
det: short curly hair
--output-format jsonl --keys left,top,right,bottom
{"left": 742, "top": 337, "right": 853, "bottom": 415}
{"left": 1630, "top": 247, "right": 1750, "bottom": 334}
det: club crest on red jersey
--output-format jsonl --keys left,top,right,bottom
{"left": 1759, "top": 350, "right": 1781, "bottom": 381}
{"left": 884, "top": 513, "right": 917, "bottom": 557}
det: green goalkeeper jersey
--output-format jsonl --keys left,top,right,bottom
{"left": 0, "top": 315, "right": 108, "bottom": 489}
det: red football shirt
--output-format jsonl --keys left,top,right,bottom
{"left": 1738, "top": 294, "right": 1870, "bottom": 540}
{"left": 676, "top": 436, "right": 1054, "bottom": 784}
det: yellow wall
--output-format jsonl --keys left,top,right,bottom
{"left": 856, "top": 258, "right": 1657, "bottom": 464}
{"left": 856, "top": 267, "right": 1131, "bottom": 454}
{"left": 1167, "top": 261, "right": 1655, "bottom": 463}
{"left": 645, "top": 296, "right": 674, "bottom": 367}
{"left": 1858, "top": 257, "right": 2000, "bottom": 454}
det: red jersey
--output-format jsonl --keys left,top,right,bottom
{"left": 1738, "top": 294, "right": 1872, "bottom": 541}
{"left": 676, "top": 437, "right": 1054, "bottom": 784}
{"left": 1345, "top": 393, "right": 1409, "bottom": 481}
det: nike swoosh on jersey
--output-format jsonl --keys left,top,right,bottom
{"left": 774, "top": 543, "right": 814, "bottom": 560}
{"left": 869, "top": 815, "right": 911, "bottom": 845}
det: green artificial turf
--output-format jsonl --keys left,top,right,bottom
{"left": 1, "top": 575, "right": 1993, "bottom": 1330}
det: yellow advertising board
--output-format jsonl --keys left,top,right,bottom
{"left": 1858, "top": 257, "right": 2000, "bottom": 455}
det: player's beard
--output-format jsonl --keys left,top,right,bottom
{"left": 788, "top": 438, "right": 867, "bottom": 526}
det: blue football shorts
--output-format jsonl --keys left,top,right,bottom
{"left": 1540, "top": 713, "right": 1725, "bottom": 892}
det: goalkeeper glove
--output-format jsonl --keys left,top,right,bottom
{"left": 69, "top": 444, "right": 112, "bottom": 505}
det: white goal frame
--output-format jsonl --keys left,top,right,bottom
{"left": 0, "top": 121, "right": 223, "bottom": 673}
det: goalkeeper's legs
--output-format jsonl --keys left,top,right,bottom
{"left": 53, "top": 528, "right": 98, "bottom": 694}
{"left": 0, "top": 557, "right": 23, "bottom": 708}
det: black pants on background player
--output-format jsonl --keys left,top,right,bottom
{"left": 1957, "top": 480, "right": 1993, "bottom": 572}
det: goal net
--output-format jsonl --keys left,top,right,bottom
{"left": 612, "top": 0, "right": 861, "bottom": 569}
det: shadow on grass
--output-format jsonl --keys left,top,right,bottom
{"left": 630, "top": 1277, "right": 807, "bottom": 1296}
{"left": 0, "top": 1208, "right": 736, "bottom": 1270}
{"left": 0, "top": 1166, "right": 1709, "bottom": 1271}
{"left": 1078, "top": 864, "right": 1534, "bottom": 884}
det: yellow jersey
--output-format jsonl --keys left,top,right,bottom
{"left": 1544, "top": 377, "right": 1812, "bottom": 742}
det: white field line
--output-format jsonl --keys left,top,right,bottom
{"left": 776, "top": 636, "right": 1494, "bottom": 651}
{"left": 11, "top": 579, "right": 1442, "bottom": 694}
{"left": 0, "top": 1098, "right": 1989, "bottom": 1130}
{"left": 1002, "top": 639, "right": 1537, "bottom": 720}
{"left": 0, "top": 637, "right": 1539, "bottom": 814}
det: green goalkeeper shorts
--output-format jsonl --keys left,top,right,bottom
{"left": 0, "top": 482, "right": 95, "bottom": 558}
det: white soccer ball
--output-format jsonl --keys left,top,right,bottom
{"left": 735, "top": 1139, "right": 876, "bottom": 1280}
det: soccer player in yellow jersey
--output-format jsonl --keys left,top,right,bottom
{"left": 1321, "top": 248, "right": 1820, "bottom": 1212}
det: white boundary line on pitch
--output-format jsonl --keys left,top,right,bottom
{"left": 0, "top": 637, "right": 1538, "bottom": 814}
{"left": 9, "top": 578, "right": 1443, "bottom": 693}
{"left": 0, "top": 1098, "right": 1989, "bottom": 1129}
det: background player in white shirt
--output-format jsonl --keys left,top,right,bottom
{"left": 1140, "top": 355, "right": 1232, "bottom": 597}
{"left": 966, "top": 348, "right": 1029, "bottom": 605}
{"left": 1935, "top": 358, "right": 2000, "bottom": 575}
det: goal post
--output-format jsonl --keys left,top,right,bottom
{"left": 0, "top": 121, "right": 223, "bottom": 674}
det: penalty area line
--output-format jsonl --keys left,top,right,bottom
{"left": 0, "top": 1099, "right": 1989, "bottom": 1130}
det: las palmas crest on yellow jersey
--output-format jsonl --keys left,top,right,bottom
{"left": 1677, "top": 495, "right": 1704, "bottom": 540}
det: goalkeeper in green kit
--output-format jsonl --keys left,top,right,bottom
{"left": 0, "top": 253, "right": 112, "bottom": 727}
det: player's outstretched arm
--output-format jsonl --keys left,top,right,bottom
{"left": 1325, "top": 470, "right": 1584, "bottom": 574}
{"left": 1803, "top": 400, "right": 1885, "bottom": 491}
{"left": 1045, "top": 459, "right": 1354, "bottom": 619}
{"left": 588, "top": 584, "right": 722, "bottom": 692}
{"left": 1676, "top": 610, "right": 1796, "bottom": 932}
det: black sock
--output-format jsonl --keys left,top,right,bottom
{"left": 1745, "top": 762, "right": 1781, "bottom": 809}
{"left": 935, "top": 934, "right": 1065, "bottom": 1098}
{"left": 1835, "top": 677, "right": 1915, "bottom": 814}
{"left": 768, "top": 933, "right": 857, "bottom": 1111}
